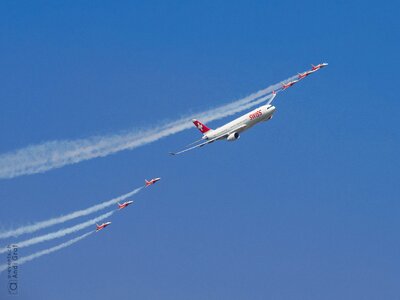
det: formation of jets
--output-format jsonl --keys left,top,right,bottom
{"left": 170, "top": 63, "right": 328, "bottom": 155}
{"left": 284, "top": 62, "right": 328, "bottom": 89}
{"left": 97, "top": 63, "right": 328, "bottom": 231}
{"left": 96, "top": 178, "right": 161, "bottom": 232}
{"left": 297, "top": 62, "right": 328, "bottom": 79}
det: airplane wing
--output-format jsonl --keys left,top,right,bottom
{"left": 169, "top": 137, "right": 219, "bottom": 155}
{"left": 170, "top": 124, "right": 247, "bottom": 155}
{"left": 266, "top": 92, "right": 277, "bottom": 105}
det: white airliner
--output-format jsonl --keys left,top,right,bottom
{"left": 170, "top": 92, "right": 277, "bottom": 155}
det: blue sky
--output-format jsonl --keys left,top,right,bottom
{"left": 0, "top": 1, "right": 399, "bottom": 299}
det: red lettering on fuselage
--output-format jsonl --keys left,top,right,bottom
{"left": 249, "top": 110, "right": 263, "bottom": 120}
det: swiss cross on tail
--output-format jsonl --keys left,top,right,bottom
{"left": 192, "top": 119, "right": 211, "bottom": 134}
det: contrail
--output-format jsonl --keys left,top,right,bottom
{"left": 0, "top": 211, "right": 113, "bottom": 254}
{"left": 0, "top": 186, "right": 142, "bottom": 239}
{"left": 0, "top": 75, "right": 296, "bottom": 180}
{"left": 0, "top": 231, "right": 93, "bottom": 273}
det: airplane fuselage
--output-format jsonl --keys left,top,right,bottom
{"left": 118, "top": 201, "right": 133, "bottom": 209}
{"left": 96, "top": 222, "right": 111, "bottom": 231}
{"left": 203, "top": 104, "right": 276, "bottom": 141}
{"left": 145, "top": 177, "right": 161, "bottom": 186}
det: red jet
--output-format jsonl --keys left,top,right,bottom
{"left": 311, "top": 62, "right": 328, "bottom": 71}
{"left": 96, "top": 222, "right": 111, "bottom": 232}
{"left": 282, "top": 79, "right": 299, "bottom": 90}
{"left": 145, "top": 177, "right": 161, "bottom": 187}
{"left": 298, "top": 70, "right": 313, "bottom": 79}
{"left": 118, "top": 200, "right": 134, "bottom": 210}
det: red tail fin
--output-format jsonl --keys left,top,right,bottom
{"left": 192, "top": 119, "right": 211, "bottom": 134}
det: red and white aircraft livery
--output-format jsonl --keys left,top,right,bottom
{"left": 145, "top": 177, "right": 161, "bottom": 187}
{"left": 118, "top": 200, "right": 134, "bottom": 210}
{"left": 311, "top": 62, "right": 328, "bottom": 72}
{"left": 298, "top": 70, "right": 313, "bottom": 79}
{"left": 281, "top": 79, "right": 299, "bottom": 90}
{"left": 96, "top": 222, "right": 111, "bottom": 232}
{"left": 170, "top": 92, "right": 277, "bottom": 155}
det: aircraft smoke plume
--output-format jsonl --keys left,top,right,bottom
{"left": 0, "top": 187, "right": 142, "bottom": 239}
{"left": 0, "top": 76, "right": 296, "bottom": 180}
{"left": 0, "top": 231, "right": 93, "bottom": 273}
{"left": 0, "top": 211, "right": 113, "bottom": 254}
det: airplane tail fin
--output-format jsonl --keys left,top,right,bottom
{"left": 192, "top": 119, "right": 211, "bottom": 134}
{"left": 145, "top": 179, "right": 150, "bottom": 186}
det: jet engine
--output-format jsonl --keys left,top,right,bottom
{"left": 227, "top": 132, "right": 240, "bottom": 141}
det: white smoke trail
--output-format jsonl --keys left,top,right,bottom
{"left": 0, "top": 231, "right": 93, "bottom": 273}
{"left": 0, "top": 186, "right": 142, "bottom": 239}
{"left": 0, "top": 211, "right": 113, "bottom": 254}
{"left": 0, "top": 76, "right": 296, "bottom": 180}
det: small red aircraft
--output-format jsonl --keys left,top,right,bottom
{"left": 298, "top": 70, "right": 313, "bottom": 79}
{"left": 282, "top": 79, "right": 299, "bottom": 90}
{"left": 118, "top": 200, "right": 134, "bottom": 210}
{"left": 145, "top": 177, "right": 161, "bottom": 187}
{"left": 311, "top": 62, "right": 328, "bottom": 71}
{"left": 96, "top": 222, "right": 111, "bottom": 232}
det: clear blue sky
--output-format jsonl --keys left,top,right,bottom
{"left": 0, "top": 1, "right": 399, "bottom": 299}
